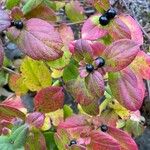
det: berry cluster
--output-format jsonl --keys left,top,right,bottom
{"left": 99, "top": 8, "right": 117, "bottom": 26}
{"left": 11, "top": 20, "right": 24, "bottom": 30}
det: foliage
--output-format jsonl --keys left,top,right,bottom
{"left": 0, "top": 0, "right": 149, "bottom": 149}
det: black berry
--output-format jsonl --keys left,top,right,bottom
{"left": 96, "top": 57, "right": 105, "bottom": 68}
{"left": 100, "top": 124, "right": 108, "bottom": 132}
{"left": 14, "top": 20, "right": 24, "bottom": 29}
{"left": 99, "top": 15, "right": 109, "bottom": 26}
{"left": 106, "top": 8, "right": 117, "bottom": 19}
{"left": 11, "top": 21, "right": 15, "bottom": 26}
{"left": 86, "top": 64, "right": 94, "bottom": 73}
{"left": 68, "top": 140, "right": 77, "bottom": 146}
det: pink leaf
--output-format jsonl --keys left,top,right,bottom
{"left": 85, "top": 71, "right": 104, "bottom": 98}
{"left": 102, "top": 39, "right": 140, "bottom": 72}
{"left": 81, "top": 14, "right": 108, "bottom": 40}
{"left": 7, "top": 18, "right": 63, "bottom": 60}
{"left": 26, "top": 112, "right": 45, "bottom": 128}
{"left": 89, "top": 130, "right": 120, "bottom": 150}
{"left": 108, "top": 68, "right": 144, "bottom": 111}
{"left": 34, "top": 86, "right": 64, "bottom": 113}
{"left": 118, "top": 14, "right": 143, "bottom": 45}
{"left": 108, "top": 126, "right": 138, "bottom": 150}
{"left": 0, "top": 8, "right": 10, "bottom": 31}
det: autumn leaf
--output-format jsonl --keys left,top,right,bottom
{"left": 108, "top": 126, "right": 138, "bottom": 150}
{"left": 0, "top": 8, "right": 11, "bottom": 32}
{"left": 7, "top": 18, "right": 63, "bottom": 61}
{"left": 65, "top": 1, "right": 85, "bottom": 22}
{"left": 130, "top": 51, "right": 150, "bottom": 80}
{"left": 20, "top": 57, "right": 52, "bottom": 91}
{"left": 34, "top": 86, "right": 64, "bottom": 113}
{"left": 108, "top": 68, "right": 144, "bottom": 111}
{"left": 102, "top": 39, "right": 140, "bottom": 72}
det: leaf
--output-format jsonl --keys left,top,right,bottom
{"left": 34, "top": 86, "right": 64, "bottom": 113}
{"left": 7, "top": 18, "right": 63, "bottom": 61}
{"left": 20, "top": 57, "right": 52, "bottom": 91}
{"left": 108, "top": 68, "right": 144, "bottom": 111}
{"left": 0, "top": 40, "right": 4, "bottom": 68}
{"left": 6, "top": 0, "right": 21, "bottom": 9}
{"left": 25, "top": 130, "right": 47, "bottom": 150}
{"left": 47, "top": 48, "right": 72, "bottom": 70}
{"left": 118, "top": 14, "right": 143, "bottom": 45}
{"left": 26, "top": 112, "right": 45, "bottom": 129}
{"left": 102, "top": 39, "right": 140, "bottom": 72}
{"left": 124, "top": 120, "right": 144, "bottom": 137}
{"left": 85, "top": 71, "right": 104, "bottom": 98}
{"left": 0, "top": 71, "right": 8, "bottom": 86}
{"left": 0, "top": 136, "right": 14, "bottom": 150}
{"left": 8, "top": 73, "right": 28, "bottom": 95}
{"left": 63, "top": 105, "right": 73, "bottom": 119}
{"left": 51, "top": 68, "right": 64, "bottom": 79}
{"left": 63, "top": 62, "right": 78, "bottom": 82}
{"left": 0, "top": 96, "right": 26, "bottom": 120}
{"left": 109, "top": 100, "right": 130, "bottom": 119}
{"left": 10, "top": 7, "right": 24, "bottom": 20}
{"left": 44, "top": 131, "right": 58, "bottom": 150}
{"left": 130, "top": 51, "right": 150, "bottom": 80}
{"left": 65, "top": 0, "right": 85, "bottom": 22}
{"left": 108, "top": 126, "right": 138, "bottom": 150}
{"left": 9, "top": 124, "right": 29, "bottom": 149}
{"left": 58, "top": 115, "right": 91, "bottom": 139}
{"left": 25, "top": 5, "right": 57, "bottom": 22}
{"left": 58, "top": 24, "right": 74, "bottom": 46}
{"left": 81, "top": 14, "right": 108, "bottom": 40}
{"left": 0, "top": 9, "right": 11, "bottom": 32}
{"left": 93, "top": 0, "right": 110, "bottom": 13}
{"left": 89, "top": 131, "right": 120, "bottom": 150}
{"left": 22, "top": 0, "right": 43, "bottom": 14}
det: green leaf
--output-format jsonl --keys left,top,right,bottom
{"left": 0, "top": 71, "right": 8, "bottom": 86}
{"left": 22, "top": 0, "right": 43, "bottom": 14}
{"left": 63, "top": 61, "right": 78, "bottom": 82}
{"left": 9, "top": 124, "right": 29, "bottom": 148}
{"left": 63, "top": 105, "right": 73, "bottom": 119}
{"left": 65, "top": 0, "right": 85, "bottom": 22}
{"left": 47, "top": 49, "right": 72, "bottom": 70}
{"left": 20, "top": 57, "right": 52, "bottom": 91}
{"left": 0, "top": 136, "right": 14, "bottom": 150}
{"left": 6, "top": 0, "right": 21, "bottom": 9}
{"left": 44, "top": 131, "right": 58, "bottom": 150}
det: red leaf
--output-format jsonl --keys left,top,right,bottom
{"left": 102, "top": 39, "right": 140, "bottom": 72}
{"left": 89, "top": 130, "right": 120, "bottom": 150}
{"left": 11, "top": 7, "right": 24, "bottom": 20}
{"left": 34, "top": 86, "right": 64, "bottom": 113}
{"left": 0, "top": 8, "right": 10, "bottom": 31}
{"left": 7, "top": 18, "right": 63, "bottom": 61}
{"left": 0, "top": 96, "right": 26, "bottom": 120}
{"left": 108, "top": 126, "right": 138, "bottom": 150}
{"left": 0, "top": 40, "right": 4, "bottom": 68}
{"left": 108, "top": 68, "right": 144, "bottom": 111}
{"left": 26, "top": 112, "right": 45, "bottom": 128}
{"left": 58, "top": 115, "right": 91, "bottom": 138}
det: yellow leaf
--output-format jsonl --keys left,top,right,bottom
{"left": 20, "top": 57, "right": 52, "bottom": 91}
{"left": 109, "top": 100, "right": 130, "bottom": 119}
{"left": 51, "top": 68, "right": 63, "bottom": 78}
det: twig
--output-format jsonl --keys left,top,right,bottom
{"left": 121, "top": 0, "right": 150, "bottom": 42}
{"left": 54, "top": 20, "right": 85, "bottom": 27}
{"left": 1, "top": 66, "right": 19, "bottom": 75}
